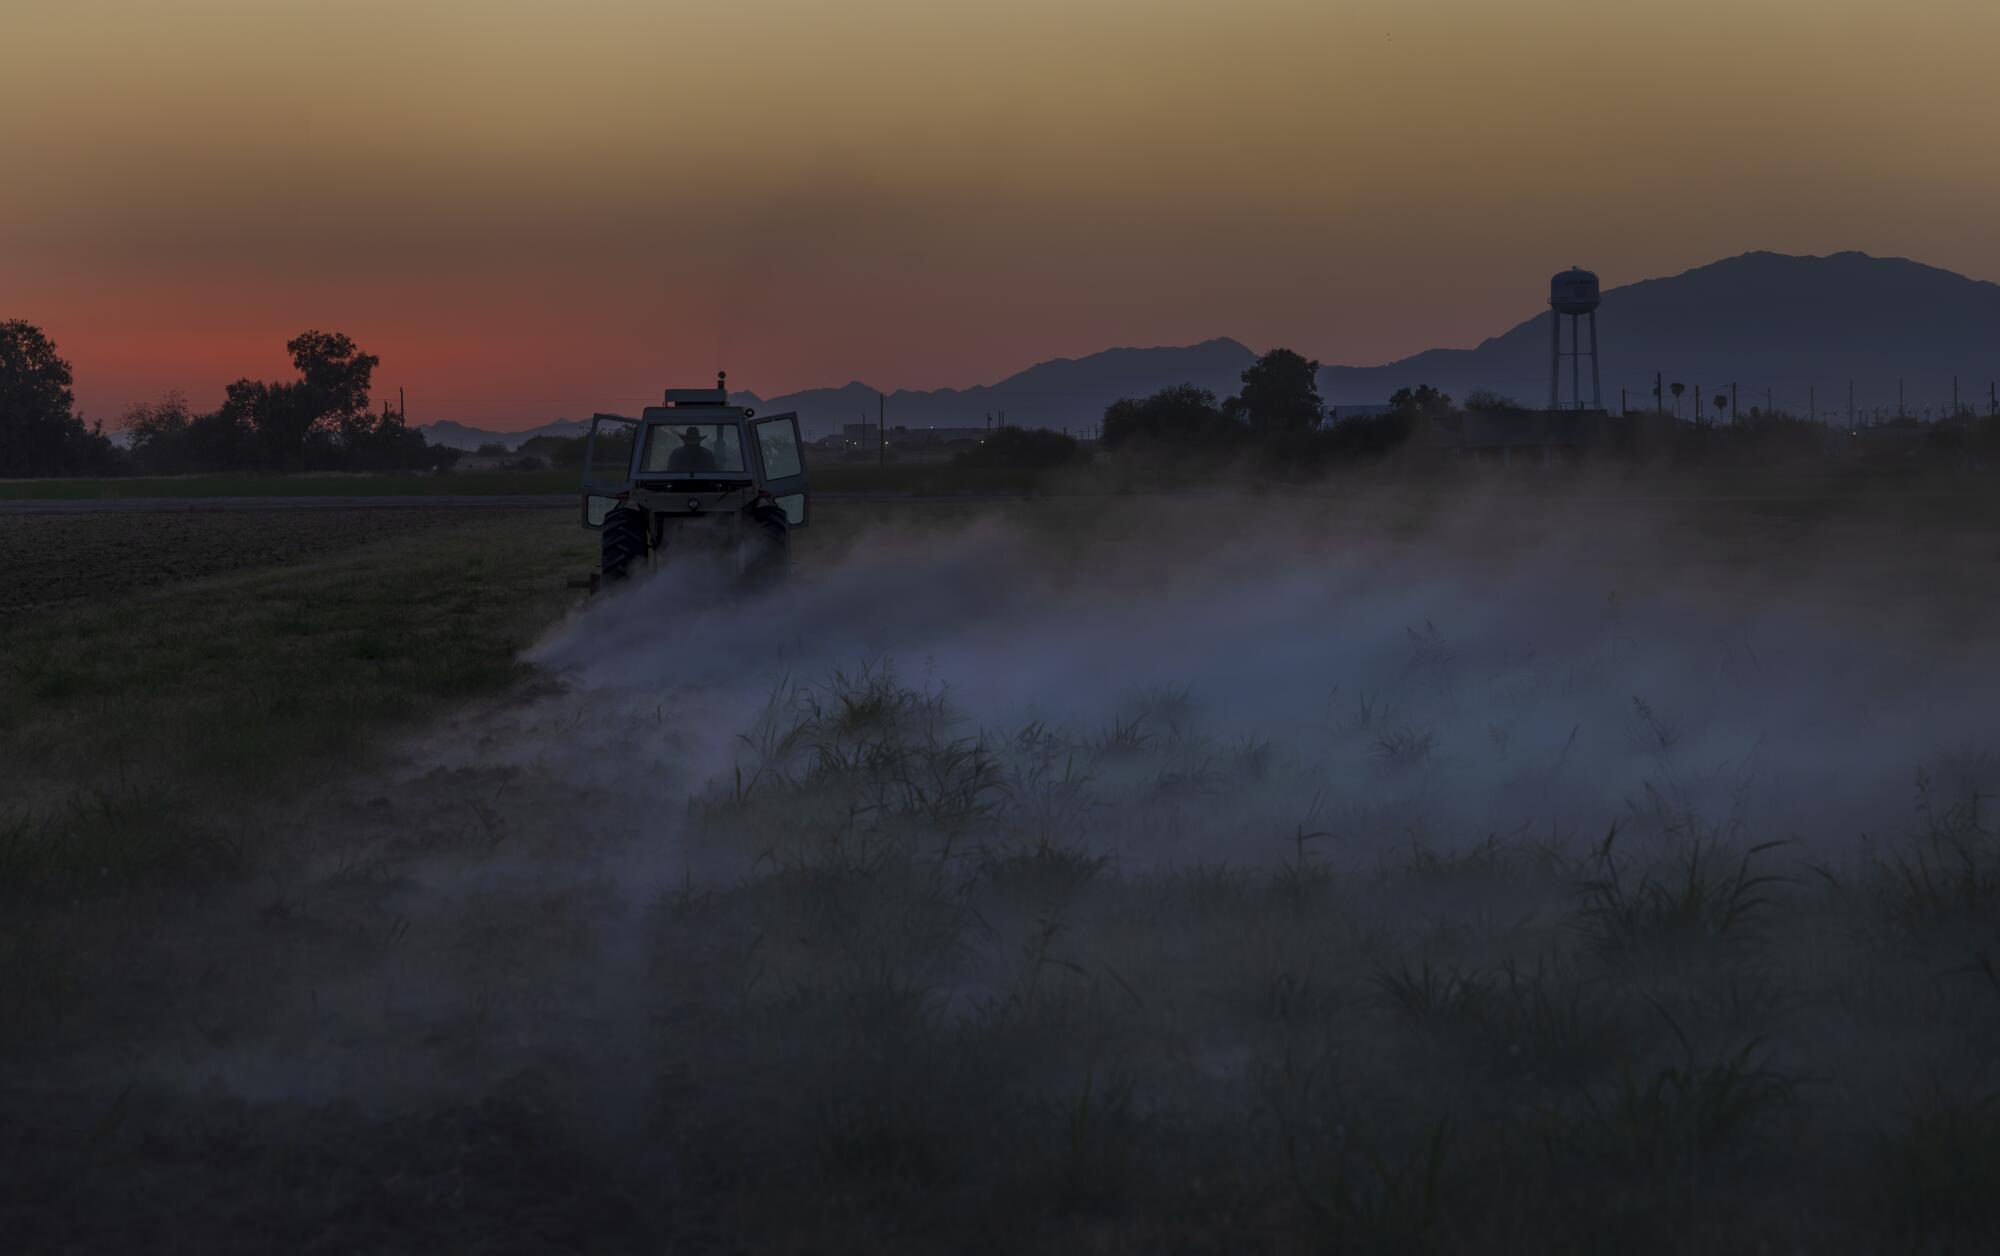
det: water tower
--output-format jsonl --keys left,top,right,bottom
{"left": 1549, "top": 267, "right": 1602, "bottom": 411}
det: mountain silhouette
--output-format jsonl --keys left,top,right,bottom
{"left": 420, "top": 251, "right": 2000, "bottom": 446}
{"left": 728, "top": 337, "right": 1258, "bottom": 435}
{"left": 417, "top": 340, "right": 1256, "bottom": 446}
{"left": 1322, "top": 251, "right": 2000, "bottom": 415}
{"left": 419, "top": 417, "right": 590, "bottom": 450}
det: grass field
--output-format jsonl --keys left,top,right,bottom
{"left": 0, "top": 508, "right": 590, "bottom": 887}
{"left": 5, "top": 486, "right": 2000, "bottom": 1252}
{"left": 0, "top": 508, "right": 524, "bottom": 614}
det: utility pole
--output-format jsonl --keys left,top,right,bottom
{"left": 1810, "top": 385, "right": 1815, "bottom": 423}
{"left": 1620, "top": 387, "right": 1626, "bottom": 416}
{"left": 1899, "top": 378, "right": 1905, "bottom": 421}
{"left": 399, "top": 386, "right": 406, "bottom": 420}
{"left": 1953, "top": 376, "right": 1960, "bottom": 417}
{"left": 1731, "top": 382, "right": 1738, "bottom": 422}
{"left": 1848, "top": 381, "right": 1854, "bottom": 429}
{"left": 878, "top": 392, "right": 885, "bottom": 468}
{"left": 1696, "top": 384, "right": 1703, "bottom": 422}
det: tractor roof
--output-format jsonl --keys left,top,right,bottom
{"left": 662, "top": 388, "right": 729, "bottom": 406}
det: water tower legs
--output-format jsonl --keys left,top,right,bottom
{"left": 1549, "top": 310, "right": 1562, "bottom": 411}
{"left": 1572, "top": 318, "right": 1581, "bottom": 414}
{"left": 1548, "top": 310, "right": 1604, "bottom": 411}
{"left": 1589, "top": 309, "right": 1602, "bottom": 410}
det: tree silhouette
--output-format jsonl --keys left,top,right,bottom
{"left": 1102, "top": 356, "right": 1419, "bottom": 471}
{"left": 216, "top": 330, "right": 385, "bottom": 470}
{"left": 117, "top": 330, "right": 432, "bottom": 474}
{"left": 289, "top": 331, "right": 378, "bottom": 418}
{"left": 123, "top": 392, "right": 195, "bottom": 474}
{"left": 1387, "top": 385, "right": 1455, "bottom": 421}
{"left": 1102, "top": 383, "right": 1235, "bottom": 450}
{"left": 1670, "top": 381, "right": 1686, "bottom": 418}
{"left": 1227, "top": 348, "right": 1324, "bottom": 434}
{"left": 0, "top": 320, "right": 116, "bottom": 476}
{"left": 1463, "top": 390, "right": 1521, "bottom": 413}
{"left": 291, "top": 331, "right": 381, "bottom": 451}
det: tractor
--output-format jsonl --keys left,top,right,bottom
{"left": 577, "top": 374, "right": 810, "bottom": 588}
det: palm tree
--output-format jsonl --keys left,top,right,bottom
{"left": 1670, "top": 381, "right": 1686, "bottom": 418}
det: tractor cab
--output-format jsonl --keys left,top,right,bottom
{"left": 577, "top": 374, "right": 810, "bottom": 585}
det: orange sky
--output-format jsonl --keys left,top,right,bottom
{"left": 6, "top": 0, "right": 1999, "bottom": 427}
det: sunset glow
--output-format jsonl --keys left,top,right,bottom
{"left": 7, "top": 0, "right": 1999, "bottom": 425}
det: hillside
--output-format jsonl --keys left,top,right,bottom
{"left": 419, "top": 252, "right": 2000, "bottom": 446}
{"left": 1321, "top": 251, "right": 2000, "bottom": 415}
{"left": 729, "top": 338, "right": 1258, "bottom": 436}
{"left": 419, "top": 418, "right": 589, "bottom": 451}
{"left": 418, "top": 341, "right": 1256, "bottom": 446}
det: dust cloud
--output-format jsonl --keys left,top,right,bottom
{"left": 510, "top": 497, "right": 1998, "bottom": 875}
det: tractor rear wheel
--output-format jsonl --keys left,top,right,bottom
{"left": 600, "top": 506, "right": 648, "bottom": 584}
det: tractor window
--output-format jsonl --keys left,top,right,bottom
{"left": 640, "top": 423, "right": 745, "bottom": 475}
{"left": 756, "top": 418, "right": 803, "bottom": 479}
